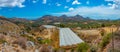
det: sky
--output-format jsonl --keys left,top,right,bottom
{"left": 0, "top": 0, "right": 120, "bottom": 19}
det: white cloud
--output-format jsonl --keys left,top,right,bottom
{"left": 43, "top": 0, "right": 47, "bottom": 4}
{"left": 110, "top": 4, "right": 118, "bottom": 9}
{"left": 0, "top": 0, "right": 25, "bottom": 8}
{"left": 53, "top": 6, "right": 120, "bottom": 19}
{"left": 108, "top": 3, "right": 112, "bottom": 5}
{"left": 68, "top": 7, "right": 74, "bottom": 11}
{"left": 72, "top": 0, "right": 81, "bottom": 5}
{"left": 32, "top": 0, "right": 39, "bottom": 3}
{"left": 64, "top": 6, "right": 69, "bottom": 8}
{"left": 86, "top": 1, "right": 90, "bottom": 5}
{"left": 56, "top": 3, "right": 61, "bottom": 6}
{"left": 105, "top": 0, "right": 120, "bottom": 2}
{"left": 105, "top": 0, "right": 120, "bottom": 9}
{"left": 105, "top": 0, "right": 114, "bottom": 1}
{"left": 33, "top": 1, "right": 37, "bottom": 3}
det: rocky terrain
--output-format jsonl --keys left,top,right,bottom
{"left": 0, "top": 18, "right": 21, "bottom": 36}
{"left": 0, "top": 17, "right": 56, "bottom": 52}
{"left": 0, "top": 15, "right": 120, "bottom": 52}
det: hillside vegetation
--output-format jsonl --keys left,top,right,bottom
{"left": 0, "top": 15, "right": 120, "bottom": 52}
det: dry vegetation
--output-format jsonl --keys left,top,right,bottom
{"left": 73, "top": 29, "right": 101, "bottom": 43}
{"left": 51, "top": 28, "right": 59, "bottom": 48}
{"left": 103, "top": 29, "right": 120, "bottom": 52}
{"left": 72, "top": 27, "right": 119, "bottom": 52}
{"left": 0, "top": 16, "right": 120, "bottom": 52}
{"left": 0, "top": 20, "right": 21, "bottom": 35}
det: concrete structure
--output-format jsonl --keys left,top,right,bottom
{"left": 59, "top": 28, "right": 84, "bottom": 47}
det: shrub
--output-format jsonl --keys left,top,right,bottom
{"left": 42, "top": 39, "right": 51, "bottom": 44}
{"left": 100, "top": 33, "right": 112, "bottom": 48}
{"left": 77, "top": 42, "right": 90, "bottom": 52}
{"left": 36, "top": 37, "right": 43, "bottom": 44}
{"left": 100, "top": 29, "right": 106, "bottom": 36}
{"left": 0, "top": 39, "right": 6, "bottom": 44}
{"left": 90, "top": 46, "right": 97, "bottom": 52}
{"left": 27, "top": 36, "right": 35, "bottom": 42}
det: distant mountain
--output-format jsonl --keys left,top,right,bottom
{"left": 9, "top": 17, "right": 31, "bottom": 23}
{"left": 1, "top": 15, "right": 94, "bottom": 25}
{"left": 35, "top": 15, "right": 93, "bottom": 24}
{"left": 58, "top": 15, "right": 92, "bottom": 22}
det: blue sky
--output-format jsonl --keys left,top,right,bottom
{"left": 0, "top": 0, "right": 120, "bottom": 19}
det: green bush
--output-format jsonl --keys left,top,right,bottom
{"left": 77, "top": 42, "right": 90, "bottom": 52}
{"left": 100, "top": 33, "right": 112, "bottom": 48}
{"left": 42, "top": 39, "right": 51, "bottom": 44}
{"left": 100, "top": 29, "right": 106, "bottom": 36}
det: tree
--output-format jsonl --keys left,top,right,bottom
{"left": 101, "top": 23, "right": 105, "bottom": 27}
{"left": 100, "top": 29, "right": 106, "bottom": 36}
{"left": 59, "top": 24, "right": 66, "bottom": 27}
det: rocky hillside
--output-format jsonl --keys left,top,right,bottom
{"left": 0, "top": 16, "right": 11, "bottom": 21}
{"left": 0, "top": 17, "right": 21, "bottom": 35}
{"left": 103, "top": 27, "right": 120, "bottom": 52}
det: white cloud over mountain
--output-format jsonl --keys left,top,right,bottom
{"left": 0, "top": 0, "right": 25, "bottom": 8}
{"left": 54, "top": 6, "right": 120, "bottom": 19}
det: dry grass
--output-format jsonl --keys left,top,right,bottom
{"left": 51, "top": 28, "right": 59, "bottom": 48}
{"left": 0, "top": 20, "right": 21, "bottom": 35}
{"left": 101, "top": 27, "right": 118, "bottom": 34}
{"left": 73, "top": 29, "right": 101, "bottom": 43}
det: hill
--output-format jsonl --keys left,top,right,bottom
{"left": 0, "top": 17, "right": 21, "bottom": 35}
{"left": 0, "top": 16, "right": 11, "bottom": 21}
{"left": 35, "top": 15, "right": 93, "bottom": 24}
{"left": 9, "top": 17, "right": 32, "bottom": 23}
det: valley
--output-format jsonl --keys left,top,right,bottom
{"left": 0, "top": 15, "right": 120, "bottom": 52}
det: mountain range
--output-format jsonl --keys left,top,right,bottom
{"left": 0, "top": 15, "right": 94, "bottom": 24}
